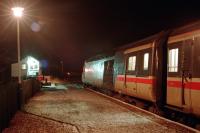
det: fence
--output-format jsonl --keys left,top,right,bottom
{"left": 20, "top": 79, "right": 41, "bottom": 108}
{"left": 0, "top": 79, "right": 41, "bottom": 132}
{"left": 0, "top": 81, "right": 19, "bottom": 132}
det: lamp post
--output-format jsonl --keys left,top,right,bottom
{"left": 12, "top": 7, "right": 24, "bottom": 84}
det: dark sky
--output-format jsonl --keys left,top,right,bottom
{"left": 0, "top": 0, "right": 200, "bottom": 72}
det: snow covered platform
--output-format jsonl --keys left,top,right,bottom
{"left": 3, "top": 83, "right": 198, "bottom": 133}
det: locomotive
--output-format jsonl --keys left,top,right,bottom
{"left": 82, "top": 21, "right": 200, "bottom": 120}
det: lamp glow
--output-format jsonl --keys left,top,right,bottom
{"left": 12, "top": 7, "right": 24, "bottom": 17}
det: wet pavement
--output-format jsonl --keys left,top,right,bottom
{"left": 3, "top": 83, "right": 195, "bottom": 133}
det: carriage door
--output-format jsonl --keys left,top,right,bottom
{"left": 125, "top": 54, "right": 137, "bottom": 96}
{"left": 167, "top": 40, "right": 192, "bottom": 108}
{"left": 103, "top": 60, "right": 114, "bottom": 90}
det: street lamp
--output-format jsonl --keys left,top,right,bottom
{"left": 12, "top": 7, "right": 24, "bottom": 84}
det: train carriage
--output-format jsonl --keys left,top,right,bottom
{"left": 82, "top": 54, "right": 115, "bottom": 90}
{"left": 166, "top": 22, "right": 200, "bottom": 116}
{"left": 114, "top": 36, "right": 157, "bottom": 102}
{"left": 82, "top": 21, "right": 200, "bottom": 118}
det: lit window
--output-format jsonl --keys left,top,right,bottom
{"left": 22, "top": 64, "right": 26, "bottom": 70}
{"left": 169, "top": 48, "right": 179, "bottom": 72}
{"left": 128, "top": 56, "right": 136, "bottom": 71}
{"left": 143, "top": 53, "right": 149, "bottom": 70}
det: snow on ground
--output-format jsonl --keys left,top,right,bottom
{"left": 3, "top": 111, "right": 79, "bottom": 133}
{"left": 3, "top": 81, "right": 194, "bottom": 133}
{"left": 17, "top": 84, "right": 193, "bottom": 133}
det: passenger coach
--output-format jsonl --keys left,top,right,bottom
{"left": 82, "top": 21, "right": 200, "bottom": 118}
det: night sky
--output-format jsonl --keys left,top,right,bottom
{"left": 0, "top": 0, "right": 200, "bottom": 72}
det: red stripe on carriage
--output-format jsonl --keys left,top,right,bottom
{"left": 117, "top": 75, "right": 200, "bottom": 90}
{"left": 136, "top": 78, "right": 153, "bottom": 84}
{"left": 189, "top": 82, "right": 200, "bottom": 90}
{"left": 117, "top": 76, "right": 153, "bottom": 84}
{"left": 117, "top": 76, "right": 125, "bottom": 81}
{"left": 126, "top": 77, "right": 137, "bottom": 82}
{"left": 167, "top": 81, "right": 200, "bottom": 90}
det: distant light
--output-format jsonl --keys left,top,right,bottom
{"left": 85, "top": 68, "right": 89, "bottom": 72}
{"left": 12, "top": 7, "right": 24, "bottom": 17}
{"left": 67, "top": 72, "right": 71, "bottom": 75}
{"left": 21, "top": 64, "right": 27, "bottom": 70}
{"left": 31, "top": 22, "right": 41, "bottom": 32}
{"left": 85, "top": 68, "right": 93, "bottom": 72}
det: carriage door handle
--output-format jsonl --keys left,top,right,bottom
{"left": 188, "top": 73, "right": 192, "bottom": 79}
{"left": 183, "top": 72, "right": 192, "bottom": 82}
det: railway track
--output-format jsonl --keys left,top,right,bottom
{"left": 86, "top": 87, "right": 200, "bottom": 133}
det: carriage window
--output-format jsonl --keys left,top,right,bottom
{"left": 169, "top": 48, "right": 179, "bottom": 72}
{"left": 143, "top": 53, "right": 149, "bottom": 70}
{"left": 128, "top": 56, "right": 136, "bottom": 71}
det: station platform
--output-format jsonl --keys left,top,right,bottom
{"left": 3, "top": 83, "right": 198, "bottom": 133}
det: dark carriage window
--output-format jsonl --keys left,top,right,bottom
{"left": 193, "top": 37, "right": 200, "bottom": 77}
